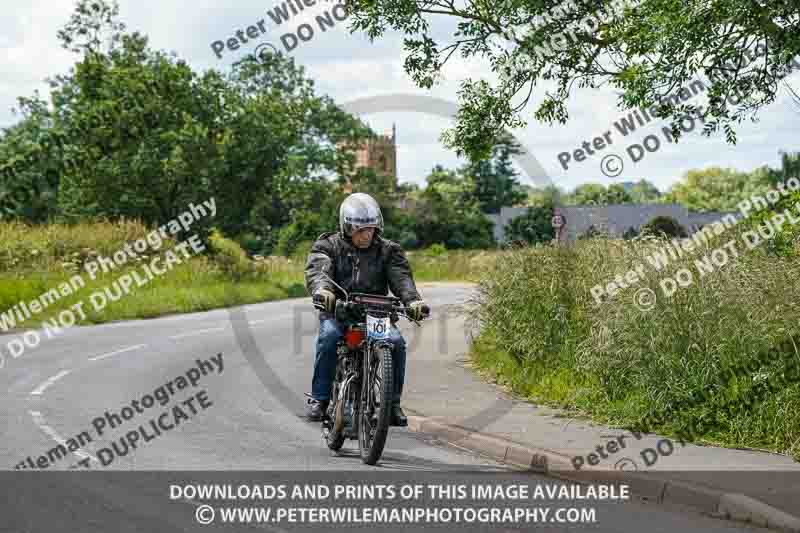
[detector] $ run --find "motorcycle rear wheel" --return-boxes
[359,344,393,465]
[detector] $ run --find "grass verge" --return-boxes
[0,221,494,333]
[468,199,800,461]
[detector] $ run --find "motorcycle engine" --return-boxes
[338,344,356,374]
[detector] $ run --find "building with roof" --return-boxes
[488,203,736,243]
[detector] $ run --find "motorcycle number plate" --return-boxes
[366,315,390,340]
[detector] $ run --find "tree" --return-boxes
[579,224,605,239]
[504,202,554,246]
[268,178,343,256]
[622,226,639,239]
[526,184,563,207]
[662,166,772,212]
[56,0,126,55]
[20,0,368,242]
[627,179,662,203]
[345,0,800,159]
[0,96,62,221]
[745,151,800,256]
[565,183,609,205]
[640,216,688,239]
[412,166,494,248]
[422,165,472,205]
[460,133,526,213]
[559,180,659,206]
[347,167,399,215]
[765,151,800,187]
[606,183,633,204]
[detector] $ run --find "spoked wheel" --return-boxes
[359,344,393,465]
[325,381,345,451]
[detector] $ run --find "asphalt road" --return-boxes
[0,286,766,532]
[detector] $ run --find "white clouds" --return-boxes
[1,0,798,191]
[0,2,75,123]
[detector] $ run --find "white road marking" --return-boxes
[29,410,99,464]
[88,343,147,362]
[30,370,71,396]
[169,327,225,340]
[249,319,267,325]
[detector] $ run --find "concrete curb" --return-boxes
[407,416,800,532]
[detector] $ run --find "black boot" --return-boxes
[305,398,328,421]
[390,405,407,427]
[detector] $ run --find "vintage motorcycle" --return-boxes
[316,283,429,465]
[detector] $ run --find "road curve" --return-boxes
[0,286,761,532]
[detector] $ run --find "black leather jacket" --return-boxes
[304,232,422,305]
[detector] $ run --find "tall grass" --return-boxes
[408,248,500,282]
[0,221,306,330]
[470,218,800,460]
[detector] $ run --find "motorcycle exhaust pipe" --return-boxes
[333,394,345,434]
[333,379,352,434]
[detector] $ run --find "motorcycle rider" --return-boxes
[304,193,430,427]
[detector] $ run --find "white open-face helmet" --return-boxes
[339,193,384,239]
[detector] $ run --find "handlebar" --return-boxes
[334,293,430,324]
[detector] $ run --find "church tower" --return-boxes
[346,124,398,189]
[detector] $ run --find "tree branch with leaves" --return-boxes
[344,0,800,159]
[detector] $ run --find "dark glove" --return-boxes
[312,288,336,313]
[407,300,430,321]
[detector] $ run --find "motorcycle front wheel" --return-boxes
[358,343,393,465]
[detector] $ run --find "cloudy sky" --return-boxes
[2,0,799,193]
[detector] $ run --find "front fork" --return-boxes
[361,339,393,419]
[324,339,393,439]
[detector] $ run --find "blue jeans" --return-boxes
[311,317,406,405]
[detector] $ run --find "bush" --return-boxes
[425,243,447,257]
[207,228,252,280]
[640,216,688,238]
[743,188,800,257]
[382,210,418,248]
[578,224,605,239]
[235,232,263,256]
[290,240,314,263]
[504,205,554,246]
[622,226,639,240]
[395,230,419,249]
[413,202,495,249]
[274,210,333,257]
